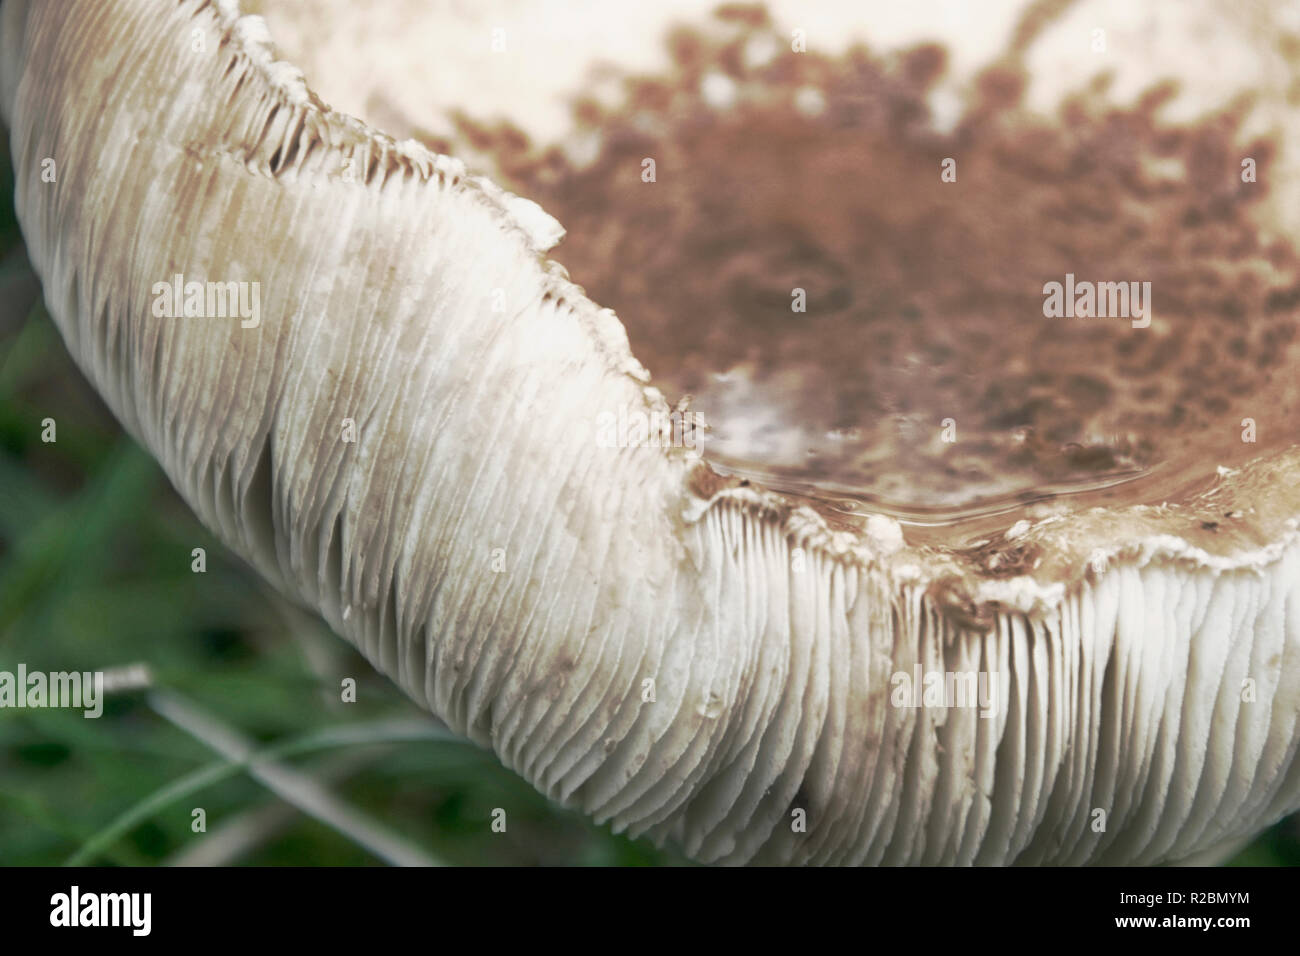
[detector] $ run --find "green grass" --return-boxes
[0,128,1293,868]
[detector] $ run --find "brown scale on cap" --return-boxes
[467,3,1300,521]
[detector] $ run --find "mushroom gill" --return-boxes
[3,0,1300,865]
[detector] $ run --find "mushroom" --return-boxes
[3,0,1300,865]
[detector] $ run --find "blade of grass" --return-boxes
[164,747,395,866]
[149,690,445,867]
[65,712,458,866]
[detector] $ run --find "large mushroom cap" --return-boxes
[3,0,1300,864]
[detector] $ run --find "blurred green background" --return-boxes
[0,125,1293,867]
